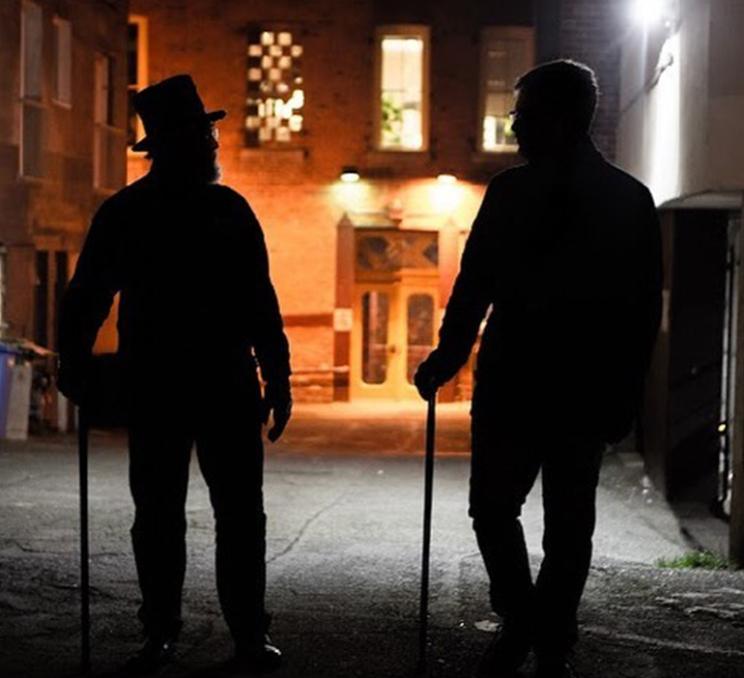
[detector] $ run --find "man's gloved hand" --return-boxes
[414,352,446,401]
[262,378,292,443]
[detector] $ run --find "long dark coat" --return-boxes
[431,140,662,442]
[59,173,290,413]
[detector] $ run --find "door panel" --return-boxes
[406,292,435,384]
[361,290,390,385]
[352,282,438,400]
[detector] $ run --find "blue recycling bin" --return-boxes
[0,343,19,438]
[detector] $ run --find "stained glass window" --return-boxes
[245,29,304,146]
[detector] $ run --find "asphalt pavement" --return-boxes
[0,402,742,678]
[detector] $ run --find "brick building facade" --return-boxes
[0,0,626,417]
[121,0,622,403]
[0,0,128,428]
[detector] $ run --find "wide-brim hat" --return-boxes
[131,74,226,152]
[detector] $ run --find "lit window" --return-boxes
[20,1,43,178]
[127,16,148,147]
[53,17,72,106]
[376,26,429,151]
[245,28,304,146]
[480,27,533,152]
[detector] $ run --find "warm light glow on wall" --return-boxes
[647,32,681,205]
[430,175,461,213]
[332,177,370,210]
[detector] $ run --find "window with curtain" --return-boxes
[376,26,429,151]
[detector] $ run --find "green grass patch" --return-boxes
[656,550,730,570]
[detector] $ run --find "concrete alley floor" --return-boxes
[0,402,742,677]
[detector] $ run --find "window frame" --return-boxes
[19,0,45,179]
[52,15,72,108]
[477,25,534,155]
[373,24,430,153]
[127,14,149,150]
[93,52,124,191]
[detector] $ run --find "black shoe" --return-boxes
[227,634,282,675]
[535,655,578,678]
[474,626,531,678]
[123,637,176,675]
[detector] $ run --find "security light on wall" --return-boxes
[340,166,360,183]
[630,0,669,27]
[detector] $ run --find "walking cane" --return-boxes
[78,405,91,674]
[417,394,436,674]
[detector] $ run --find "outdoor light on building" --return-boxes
[340,166,360,183]
[431,174,461,213]
[630,0,669,27]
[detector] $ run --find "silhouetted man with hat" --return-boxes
[415,61,662,678]
[59,74,291,675]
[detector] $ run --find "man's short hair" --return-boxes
[515,60,599,134]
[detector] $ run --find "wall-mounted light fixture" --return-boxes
[630,0,669,28]
[340,166,360,183]
[431,173,461,213]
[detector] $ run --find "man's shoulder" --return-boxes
[487,163,531,191]
[93,177,150,221]
[208,183,252,207]
[593,156,655,205]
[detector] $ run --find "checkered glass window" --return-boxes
[245,30,304,146]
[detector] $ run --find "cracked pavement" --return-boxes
[1,404,743,677]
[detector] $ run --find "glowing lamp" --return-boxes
[631,0,667,27]
[437,173,457,185]
[340,166,360,183]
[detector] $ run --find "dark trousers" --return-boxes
[469,414,603,655]
[127,390,267,645]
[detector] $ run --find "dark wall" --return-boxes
[534,0,622,160]
[643,209,730,502]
